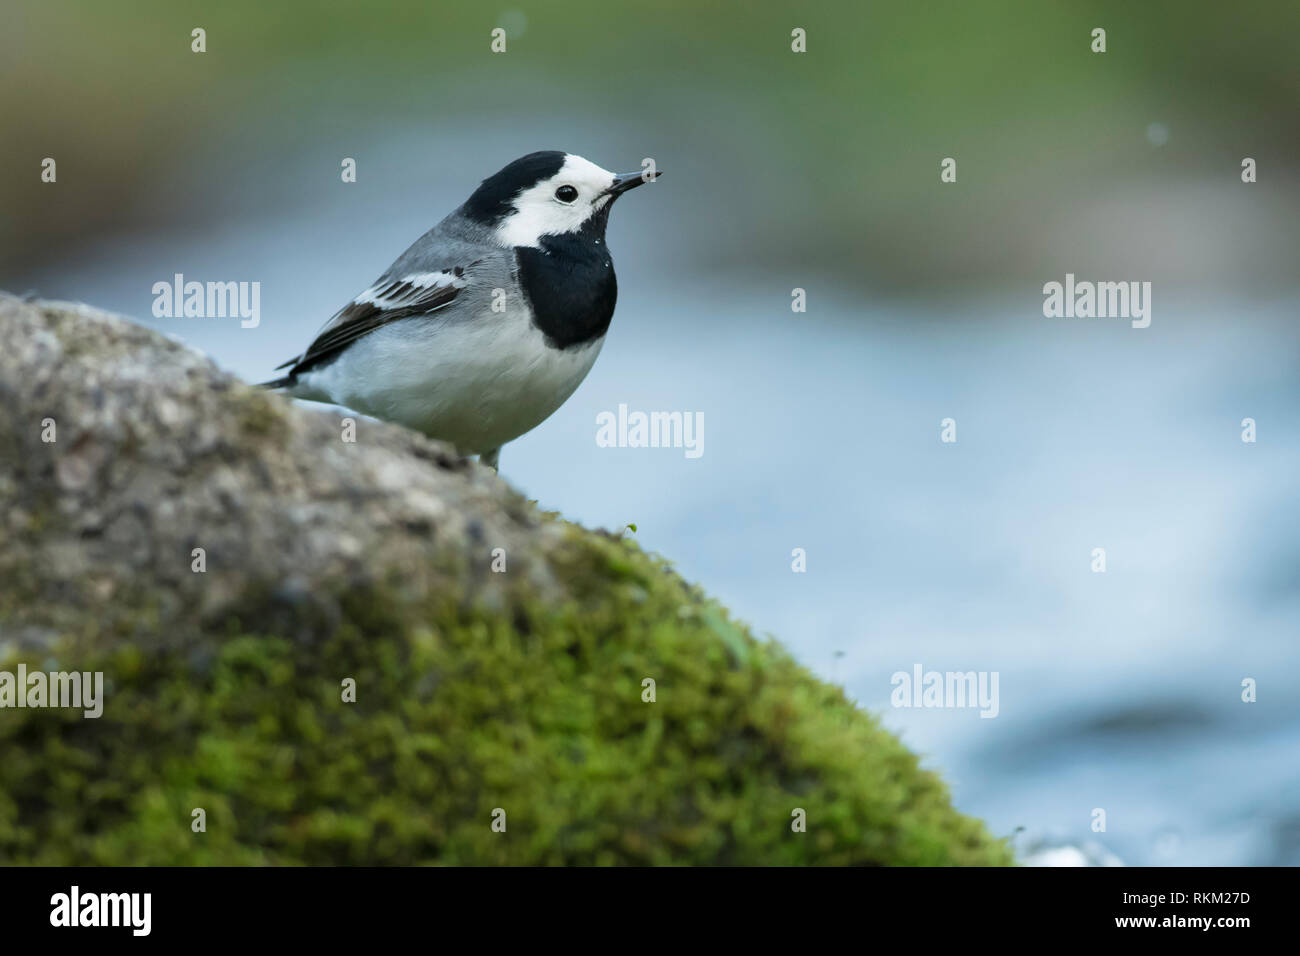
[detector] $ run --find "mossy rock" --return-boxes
[0,293,1012,865]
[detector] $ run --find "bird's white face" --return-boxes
[495,154,620,248]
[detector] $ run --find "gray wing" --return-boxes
[279,225,507,378]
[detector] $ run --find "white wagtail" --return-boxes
[262,151,660,471]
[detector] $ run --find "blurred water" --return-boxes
[25,134,1300,867]
[543,283,1300,866]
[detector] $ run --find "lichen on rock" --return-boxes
[0,292,1012,865]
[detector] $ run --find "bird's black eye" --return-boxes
[555,185,579,203]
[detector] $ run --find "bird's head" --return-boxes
[459,151,660,248]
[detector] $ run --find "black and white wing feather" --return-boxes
[275,265,478,379]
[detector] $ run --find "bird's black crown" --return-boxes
[459,151,568,226]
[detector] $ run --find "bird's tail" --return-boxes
[259,356,300,390]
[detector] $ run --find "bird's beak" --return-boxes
[604,169,662,197]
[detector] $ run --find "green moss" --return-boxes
[230,387,287,440]
[0,523,1012,865]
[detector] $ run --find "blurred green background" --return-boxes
[4,0,1298,291]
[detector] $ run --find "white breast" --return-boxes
[292,301,603,455]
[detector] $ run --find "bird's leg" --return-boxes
[479,447,500,472]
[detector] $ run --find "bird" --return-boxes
[261,150,660,471]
